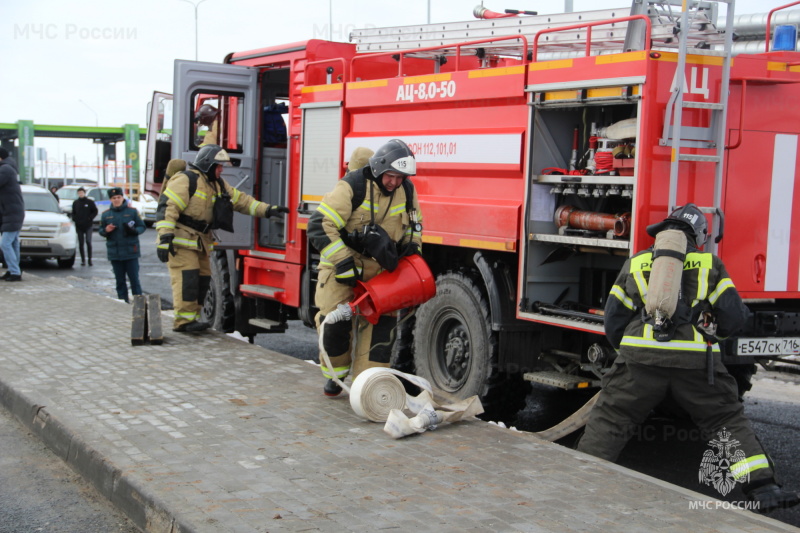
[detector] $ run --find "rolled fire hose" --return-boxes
[319,309,484,439]
[596,117,639,140]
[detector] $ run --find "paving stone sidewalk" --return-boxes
[0,275,796,533]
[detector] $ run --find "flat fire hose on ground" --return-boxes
[533,391,600,442]
[319,315,484,439]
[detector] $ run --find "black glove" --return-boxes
[334,257,360,287]
[157,234,175,263]
[123,219,138,236]
[266,205,290,218]
[399,241,420,257]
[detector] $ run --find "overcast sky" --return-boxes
[0,0,792,182]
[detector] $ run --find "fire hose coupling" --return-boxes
[415,406,443,431]
[554,205,631,238]
[327,303,354,324]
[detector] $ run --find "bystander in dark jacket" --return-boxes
[72,187,98,266]
[99,188,145,302]
[0,151,23,232]
[0,148,24,280]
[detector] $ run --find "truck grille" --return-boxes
[21,223,59,239]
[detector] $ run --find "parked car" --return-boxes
[59,185,140,222]
[129,193,157,227]
[33,178,96,191]
[0,185,78,268]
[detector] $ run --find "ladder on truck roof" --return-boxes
[660,0,735,254]
[349,0,727,60]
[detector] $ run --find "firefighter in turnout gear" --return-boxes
[308,141,423,397]
[156,144,289,332]
[577,204,800,513]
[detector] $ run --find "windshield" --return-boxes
[58,188,81,200]
[89,188,114,201]
[23,191,61,213]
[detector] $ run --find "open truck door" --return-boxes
[145,91,174,196]
[173,59,260,249]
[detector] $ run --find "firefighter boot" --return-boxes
[323,379,343,397]
[175,321,211,333]
[746,483,800,513]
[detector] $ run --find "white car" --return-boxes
[8,185,78,268]
[129,193,157,227]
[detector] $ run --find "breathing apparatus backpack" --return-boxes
[155,169,199,224]
[155,168,234,233]
[643,229,692,342]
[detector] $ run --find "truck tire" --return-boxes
[413,272,496,400]
[202,251,235,332]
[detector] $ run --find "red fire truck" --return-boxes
[145,1,800,407]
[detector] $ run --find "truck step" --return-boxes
[523,371,600,390]
[248,318,287,332]
[240,284,284,298]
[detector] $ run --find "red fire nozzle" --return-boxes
[350,254,436,325]
[473,6,537,19]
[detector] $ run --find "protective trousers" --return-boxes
[577,360,775,488]
[314,263,394,381]
[76,226,93,264]
[168,246,212,329]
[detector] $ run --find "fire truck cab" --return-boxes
[146,1,800,408]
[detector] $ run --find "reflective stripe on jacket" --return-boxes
[307,167,423,274]
[155,168,269,251]
[604,248,748,369]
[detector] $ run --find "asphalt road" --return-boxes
[8,227,800,528]
[0,405,139,533]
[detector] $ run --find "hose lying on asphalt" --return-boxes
[319,308,484,439]
[533,391,600,442]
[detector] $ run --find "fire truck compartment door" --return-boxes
[173,59,259,250]
[300,102,343,211]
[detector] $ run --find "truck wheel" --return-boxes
[202,251,235,332]
[413,272,496,400]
